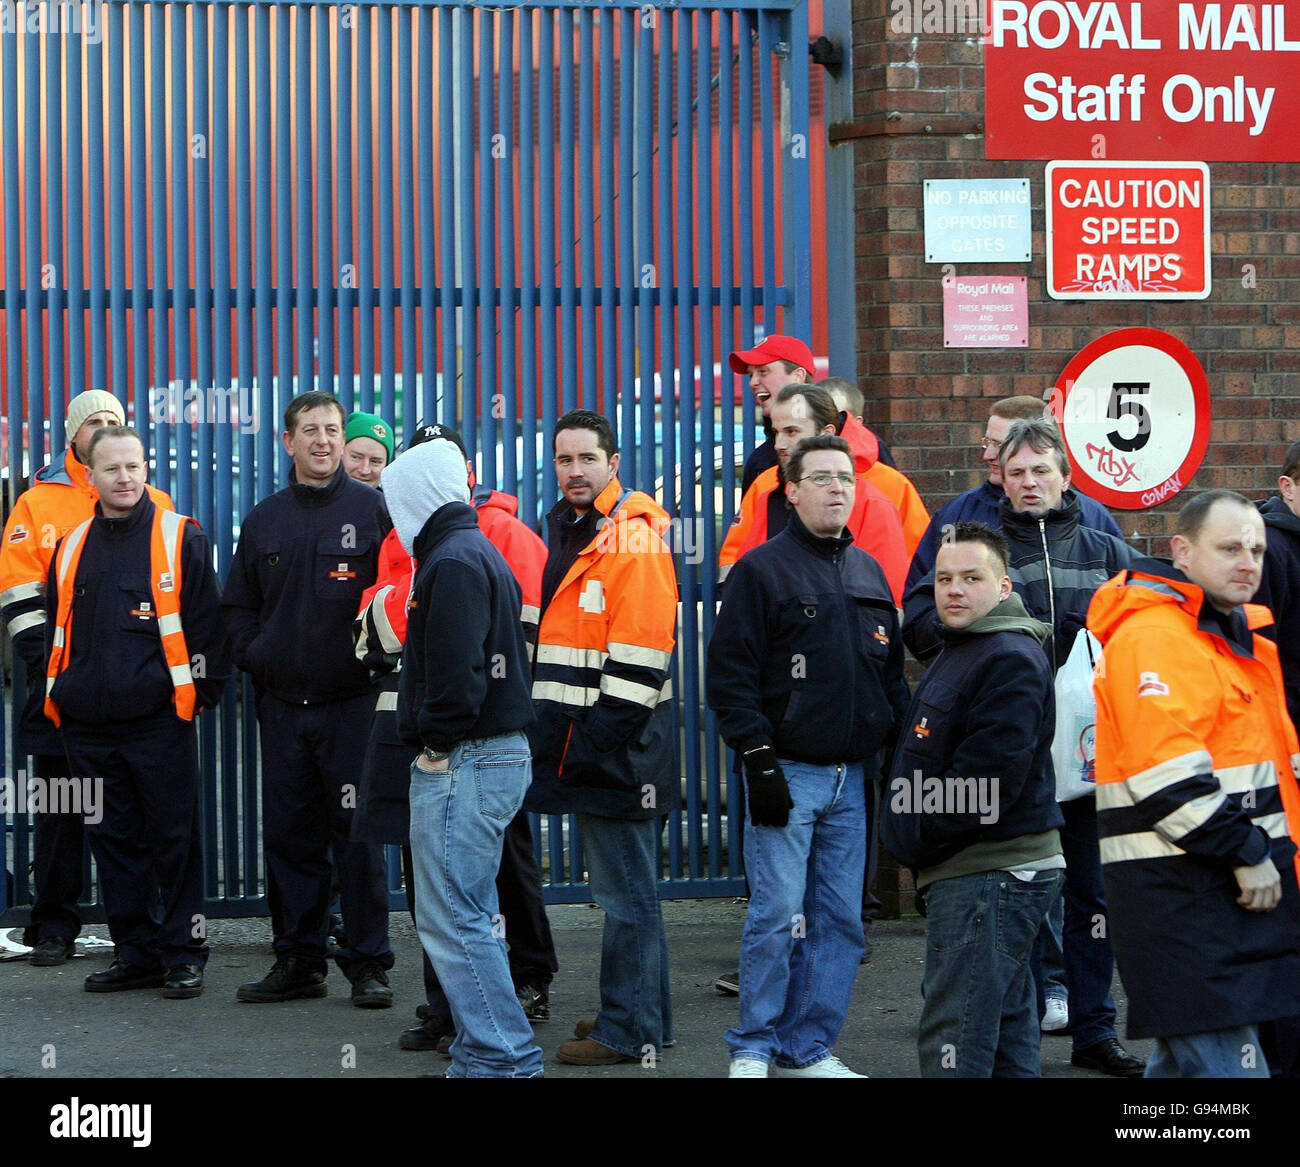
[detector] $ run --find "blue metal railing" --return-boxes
[1,0,810,922]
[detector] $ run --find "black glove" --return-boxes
[742,746,794,828]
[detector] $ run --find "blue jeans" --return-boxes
[1039,886,1067,1001]
[919,868,1065,1077]
[1146,1026,1270,1078]
[578,814,673,1058]
[728,760,867,1069]
[408,732,543,1078]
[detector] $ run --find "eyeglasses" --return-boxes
[798,471,856,488]
[978,437,1001,451]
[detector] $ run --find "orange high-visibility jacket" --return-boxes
[1088,565,1300,1039]
[718,465,909,604]
[525,477,678,819]
[45,506,197,726]
[838,413,929,556]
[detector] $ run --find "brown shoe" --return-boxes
[556,1038,635,1066]
[573,1019,596,1040]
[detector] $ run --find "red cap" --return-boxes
[728,334,815,377]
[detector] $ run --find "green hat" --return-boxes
[344,412,394,463]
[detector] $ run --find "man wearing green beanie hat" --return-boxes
[343,412,395,489]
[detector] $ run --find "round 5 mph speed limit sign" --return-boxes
[1049,328,1211,511]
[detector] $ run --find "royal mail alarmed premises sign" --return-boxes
[984,1,1300,161]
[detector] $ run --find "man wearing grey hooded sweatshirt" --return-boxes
[883,522,1064,1078]
[385,438,542,1078]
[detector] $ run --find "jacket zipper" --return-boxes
[1038,518,1057,671]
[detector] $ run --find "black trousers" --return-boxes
[23,751,87,946]
[402,807,558,1021]
[258,691,392,978]
[61,715,206,969]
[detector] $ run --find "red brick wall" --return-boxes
[840,1,1299,559]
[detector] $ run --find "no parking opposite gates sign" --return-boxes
[1048,328,1211,510]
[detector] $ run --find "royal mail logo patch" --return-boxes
[130,601,155,621]
[1136,671,1170,698]
[330,562,357,581]
[7,524,28,543]
[874,624,890,645]
[913,716,931,739]
[158,572,175,593]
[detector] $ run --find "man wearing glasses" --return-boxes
[708,434,910,1077]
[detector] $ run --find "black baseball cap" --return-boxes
[406,421,468,459]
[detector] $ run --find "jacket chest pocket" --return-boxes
[118,575,160,636]
[904,678,959,766]
[315,536,372,601]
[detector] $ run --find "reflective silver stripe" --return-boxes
[1101,815,1291,866]
[55,519,93,587]
[51,626,65,648]
[1292,754,1300,784]
[1216,760,1278,796]
[607,641,672,671]
[1152,792,1227,842]
[1255,811,1291,839]
[520,603,540,626]
[531,679,600,708]
[158,508,186,568]
[1100,831,1186,864]
[1123,750,1214,803]
[536,644,608,670]
[375,690,399,712]
[600,674,666,707]
[369,588,403,654]
[525,641,535,665]
[45,676,55,696]
[0,580,43,607]
[7,609,45,638]
[158,613,184,637]
[169,662,194,687]
[718,563,732,584]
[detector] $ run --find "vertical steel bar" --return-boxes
[455,7,476,450]
[255,2,275,496]
[315,6,334,394]
[377,4,394,420]
[150,3,170,497]
[435,6,454,427]
[172,3,194,517]
[576,10,594,411]
[496,8,517,496]
[416,7,435,428]
[356,4,373,412]
[119,4,137,406]
[476,7,496,486]
[194,5,214,536]
[398,7,415,432]
[87,6,107,389]
[46,14,65,422]
[295,5,313,392]
[517,8,537,522]
[556,9,575,411]
[66,18,84,405]
[275,2,292,467]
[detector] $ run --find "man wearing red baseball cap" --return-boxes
[729,335,815,494]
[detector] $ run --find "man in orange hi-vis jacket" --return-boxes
[525,410,678,1068]
[1090,489,1300,1079]
[1,391,174,967]
[45,426,228,1000]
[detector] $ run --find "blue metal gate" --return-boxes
[1,0,813,920]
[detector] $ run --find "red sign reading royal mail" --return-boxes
[1046,160,1209,298]
[984,1,1300,160]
